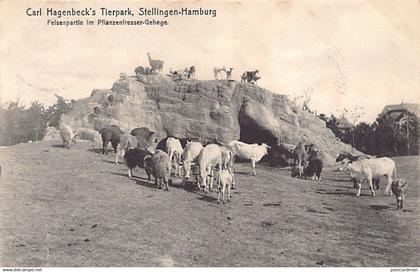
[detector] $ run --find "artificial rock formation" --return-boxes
[60,75,357,165]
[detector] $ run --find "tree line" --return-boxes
[0,96,418,157]
[318,112,419,157]
[0,96,74,146]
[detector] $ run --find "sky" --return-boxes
[1,0,419,123]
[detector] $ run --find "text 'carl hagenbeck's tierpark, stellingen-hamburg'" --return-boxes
[26,7,217,27]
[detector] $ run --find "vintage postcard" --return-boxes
[0,0,419,269]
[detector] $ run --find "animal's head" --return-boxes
[337,158,351,171]
[182,161,193,180]
[291,166,299,177]
[392,178,407,190]
[336,152,347,163]
[392,178,407,202]
[145,147,156,154]
[303,159,309,169]
[261,143,271,155]
[153,132,160,143]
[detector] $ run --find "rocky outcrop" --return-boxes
[60,75,358,165]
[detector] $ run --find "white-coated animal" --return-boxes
[166,137,183,177]
[228,140,270,176]
[220,145,235,188]
[197,144,222,192]
[213,66,227,80]
[344,157,397,197]
[116,134,138,165]
[181,141,204,181]
[59,123,76,149]
[217,168,234,204]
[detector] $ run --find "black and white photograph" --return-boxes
[0,0,419,269]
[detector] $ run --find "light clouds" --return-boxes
[1,0,419,122]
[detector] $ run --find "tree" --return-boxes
[353,122,374,154]
[24,101,47,141]
[342,106,365,147]
[45,95,74,128]
[2,100,27,145]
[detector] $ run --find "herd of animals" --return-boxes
[59,122,409,209]
[133,52,261,84]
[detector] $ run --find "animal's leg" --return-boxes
[384,175,393,196]
[352,177,358,188]
[227,182,231,202]
[175,155,180,177]
[222,183,226,204]
[231,170,235,189]
[367,176,375,196]
[251,159,256,176]
[201,174,208,193]
[217,185,221,204]
[174,156,178,177]
[128,169,132,178]
[356,183,362,197]
[111,141,118,153]
[395,195,400,209]
[102,140,108,155]
[115,148,122,165]
[164,178,169,191]
[168,152,174,176]
[145,168,151,181]
[208,167,213,192]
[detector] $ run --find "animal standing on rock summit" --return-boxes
[134,66,155,76]
[213,66,232,80]
[187,66,196,79]
[241,70,260,84]
[147,53,164,73]
[226,67,234,80]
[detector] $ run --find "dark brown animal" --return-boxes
[123,148,152,178]
[391,178,407,209]
[130,127,160,153]
[144,150,171,190]
[100,125,123,155]
[303,158,323,181]
[293,142,308,178]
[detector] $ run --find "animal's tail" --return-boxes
[392,165,398,181]
[227,150,235,176]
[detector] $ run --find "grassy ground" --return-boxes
[0,140,418,267]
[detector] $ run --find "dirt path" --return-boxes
[0,141,418,266]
